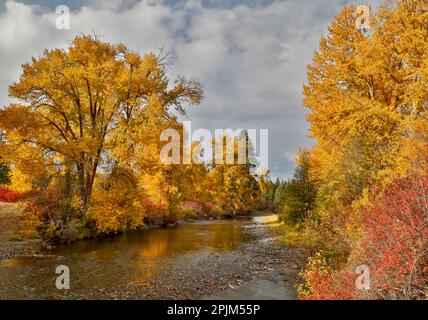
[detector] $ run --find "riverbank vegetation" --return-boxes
[0,158,26,202]
[0,35,278,244]
[273,1,428,300]
[0,0,426,301]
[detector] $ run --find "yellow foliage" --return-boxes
[304,0,428,210]
[0,35,202,212]
[91,176,145,234]
[298,0,428,268]
[9,168,32,193]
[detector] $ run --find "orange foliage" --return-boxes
[0,187,25,202]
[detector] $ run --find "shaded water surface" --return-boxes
[0,219,251,299]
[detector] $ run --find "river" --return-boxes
[0,219,253,299]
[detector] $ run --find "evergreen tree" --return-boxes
[282,150,317,224]
[0,159,11,186]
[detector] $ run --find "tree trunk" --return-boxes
[77,163,86,211]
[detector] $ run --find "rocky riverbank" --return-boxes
[0,202,41,261]
[0,203,307,300]
[80,215,307,300]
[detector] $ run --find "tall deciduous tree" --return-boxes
[207,133,259,214]
[0,35,203,210]
[298,0,428,299]
[304,1,428,215]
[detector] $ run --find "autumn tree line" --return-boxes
[274,0,427,300]
[0,0,426,300]
[0,35,281,243]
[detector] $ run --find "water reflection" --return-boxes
[0,219,251,299]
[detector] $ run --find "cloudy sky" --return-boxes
[0,0,385,178]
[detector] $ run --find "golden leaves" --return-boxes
[0,35,203,209]
[304,1,428,189]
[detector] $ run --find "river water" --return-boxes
[0,219,251,299]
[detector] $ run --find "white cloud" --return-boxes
[284,151,296,163]
[0,0,386,178]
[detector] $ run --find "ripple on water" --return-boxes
[0,219,252,299]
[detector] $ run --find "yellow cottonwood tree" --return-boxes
[0,35,203,211]
[207,134,259,214]
[299,0,428,271]
[299,1,428,299]
[304,1,428,214]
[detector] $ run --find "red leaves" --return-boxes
[179,200,219,216]
[360,174,428,298]
[180,200,205,215]
[0,187,25,202]
[301,269,356,300]
[299,173,428,300]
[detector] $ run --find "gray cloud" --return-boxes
[0,0,386,179]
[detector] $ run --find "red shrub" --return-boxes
[360,174,428,299]
[298,252,357,300]
[142,197,171,226]
[179,200,220,217]
[180,200,205,215]
[299,174,428,300]
[0,187,25,202]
